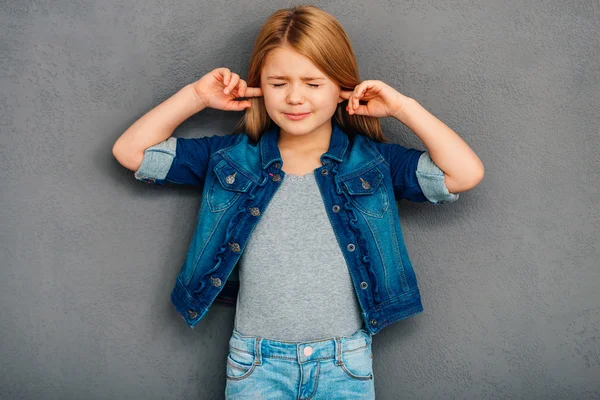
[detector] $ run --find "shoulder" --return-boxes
[347,134,389,164]
[175,132,248,158]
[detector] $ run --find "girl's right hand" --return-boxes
[191,67,263,111]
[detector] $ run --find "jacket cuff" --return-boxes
[415,152,460,205]
[134,137,177,184]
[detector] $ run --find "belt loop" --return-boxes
[254,337,263,365]
[334,337,342,366]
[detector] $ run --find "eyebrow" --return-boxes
[266,76,326,81]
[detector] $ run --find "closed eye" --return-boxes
[271,83,320,88]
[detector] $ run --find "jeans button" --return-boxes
[303,346,313,356]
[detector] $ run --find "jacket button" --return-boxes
[332,204,340,213]
[347,243,355,252]
[321,169,328,175]
[211,276,222,287]
[360,177,371,189]
[225,172,237,184]
[274,162,281,169]
[272,174,281,182]
[229,242,241,252]
[370,319,377,326]
[360,281,368,289]
[189,310,198,318]
[249,207,261,216]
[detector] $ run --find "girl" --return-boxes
[113,5,484,399]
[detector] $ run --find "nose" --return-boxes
[286,83,304,104]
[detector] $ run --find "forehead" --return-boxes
[262,47,322,76]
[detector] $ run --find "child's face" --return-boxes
[260,46,344,137]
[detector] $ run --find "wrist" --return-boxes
[392,96,416,121]
[186,83,207,112]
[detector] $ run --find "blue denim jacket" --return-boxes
[133,119,459,335]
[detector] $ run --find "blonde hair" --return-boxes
[231,4,389,143]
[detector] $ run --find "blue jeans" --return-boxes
[225,327,375,399]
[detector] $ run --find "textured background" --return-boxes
[1,1,599,399]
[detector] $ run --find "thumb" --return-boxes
[230,100,251,111]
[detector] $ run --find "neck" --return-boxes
[278,120,332,152]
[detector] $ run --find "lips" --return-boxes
[284,112,311,121]
[285,112,310,116]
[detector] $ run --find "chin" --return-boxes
[279,121,317,134]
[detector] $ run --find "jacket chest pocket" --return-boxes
[340,167,389,218]
[207,160,253,212]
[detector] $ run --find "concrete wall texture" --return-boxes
[1,1,598,399]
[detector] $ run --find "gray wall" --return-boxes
[1,1,598,399]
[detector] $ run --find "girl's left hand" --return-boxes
[340,80,411,119]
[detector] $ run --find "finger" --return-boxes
[354,105,369,115]
[354,84,366,110]
[244,87,263,97]
[348,83,361,110]
[339,90,353,100]
[224,73,239,94]
[221,68,231,86]
[346,103,368,115]
[346,92,353,114]
[237,80,247,98]
[346,101,355,115]
[356,81,377,107]
[355,81,376,109]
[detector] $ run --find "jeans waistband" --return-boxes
[228,327,372,366]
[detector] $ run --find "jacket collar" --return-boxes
[259,118,349,169]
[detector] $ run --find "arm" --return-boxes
[112,84,206,172]
[393,98,485,193]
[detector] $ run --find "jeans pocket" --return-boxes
[225,348,257,381]
[339,342,374,381]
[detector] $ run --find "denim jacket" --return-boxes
[133,119,459,335]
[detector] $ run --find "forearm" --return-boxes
[112,84,206,171]
[393,98,484,191]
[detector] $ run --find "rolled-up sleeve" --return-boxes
[134,134,240,186]
[134,137,178,185]
[415,152,460,205]
[372,140,459,204]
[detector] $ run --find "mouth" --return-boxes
[284,112,311,120]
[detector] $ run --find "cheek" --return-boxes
[262,93,275,110]
[263,91,281,106]
[319,92,342,110]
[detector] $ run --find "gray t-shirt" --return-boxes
[234,172,364,342]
